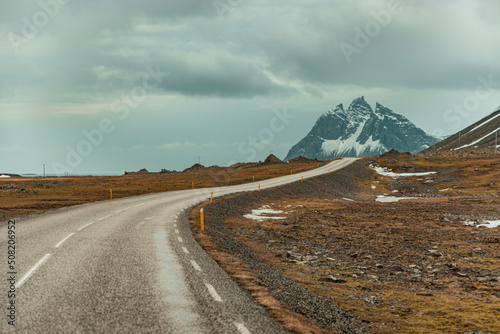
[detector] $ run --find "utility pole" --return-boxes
[43,164,45,179]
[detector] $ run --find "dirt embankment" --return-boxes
[190,155,500,333]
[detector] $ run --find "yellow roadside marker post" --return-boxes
[110,189,113,199]
[200,208,204,231]
[253,176,255,182]
[210,192,213,203]
[290,170,292,175]
[301,177,303,182]
[258,184,261,192]
[192,181,194,189]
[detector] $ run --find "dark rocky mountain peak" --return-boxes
[285,97,438,161]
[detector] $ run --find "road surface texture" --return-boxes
[1,158,356,333]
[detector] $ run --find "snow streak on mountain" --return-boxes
[422,107,500,153]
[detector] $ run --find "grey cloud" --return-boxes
[148,49,296,98]
[229,0,500,91]
[2,0,500,103]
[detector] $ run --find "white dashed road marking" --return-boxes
[177,237,183,243]
[78,221,95,231]
[190,260,202,272]
[182,247,190,254]
[234,323,252,334]
[98,214,112,221]
[55,233,75,248]
[17,254,52,288]
[175,229,179,234]
[204,283,223,302]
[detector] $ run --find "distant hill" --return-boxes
[285,97,438,161]
[422,108,500,153]
[263,154,284,165]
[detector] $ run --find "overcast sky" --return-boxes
[1,0,500,175]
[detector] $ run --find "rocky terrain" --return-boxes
[190,151,500,333]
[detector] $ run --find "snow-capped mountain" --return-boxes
[285,97,438,161]
[422,107,500,152]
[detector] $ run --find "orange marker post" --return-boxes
[253,176,255,182]
[301,177,303,182]
[200,208,204,231]
[192,181,194,189]
[210,192,213,203]
[110,189,113,200]
[258,184,261,192]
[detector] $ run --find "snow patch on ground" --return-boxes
[461,220,500,228]
[342,198,355,201]
[371,165,436,178]
[0,175,11,178]
[376,195,416,203]
[478,220,500,228]
[244,205,286,221]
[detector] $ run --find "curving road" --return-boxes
[1,158,357,333]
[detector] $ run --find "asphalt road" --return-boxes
[1,158,357,333]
